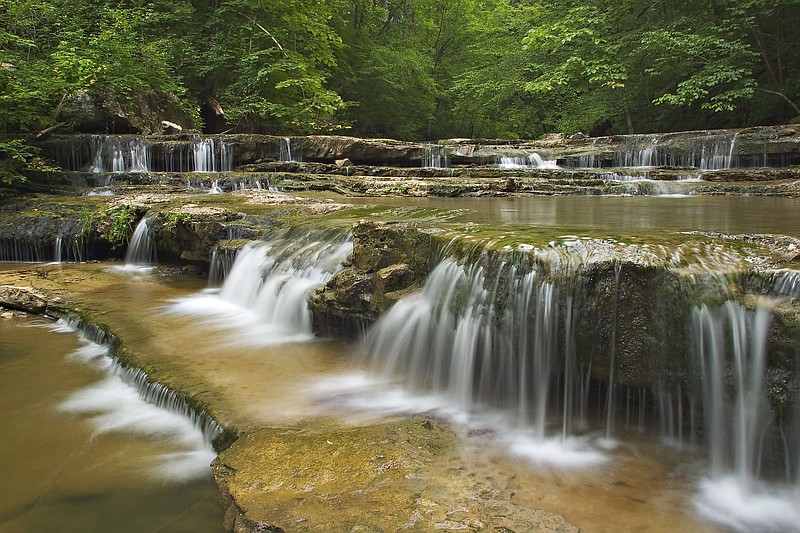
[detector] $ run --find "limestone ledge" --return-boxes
[212,418,579,533]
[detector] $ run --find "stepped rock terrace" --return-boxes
[2,127,800,532]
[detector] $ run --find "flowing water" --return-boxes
[3,191,800,532]
[0,315,223,532]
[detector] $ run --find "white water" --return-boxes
[122,216,156,267]
[166,232,352,346]
[497,153,558,169]
[691,302,800,532]
[52,321,217,482]
[349,247,800,531]
[89,136,151,173]
[279,137,297,162]
[609,134,739,169]
[359,257,609,467]
[192,137,232,172]
[312,370,608,470]
[422,144,450,168]
[772,269,800,298]
[52,233,85,263]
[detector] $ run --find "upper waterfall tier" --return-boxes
[37,125,800,172]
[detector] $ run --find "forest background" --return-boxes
[1,0,799,162]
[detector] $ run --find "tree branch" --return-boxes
[755,87,800,117]
[234,10,288,57]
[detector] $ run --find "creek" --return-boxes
[2,128,800,532]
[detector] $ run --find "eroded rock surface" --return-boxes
[212,418,579,533]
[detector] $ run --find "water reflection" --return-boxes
[340,196,800,236]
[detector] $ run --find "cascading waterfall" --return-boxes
[603,263,622,441]
[167,230,352,345]
[353,245,799,530]
[53,232,85,263]
[0,238,50,262]
[772,269,800,298]
[363,257,589,440]
[208,246,239,287]
[691,301,800,532]
[124,216,156,266]
[279,137,297,162]
[609,134,739,169]
[497,153,558,169]
[89,135,151,173]
[55,319,221,480]
[422,145,450,168]
[192,137,232,172]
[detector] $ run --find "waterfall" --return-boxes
[55,318,222,480]
[89,135,151,173]
[364,258,572,433]
[771,269,800,298]
[691,301,800,532]
[192,137,232,172]
[279,137,297,162]
[422,145,450,168]
[608,133,740,169]
[166,230,353,345]
[0,238,50,262]
[497,153,558,169]
[53,233,85,263]
[124,217,156,266]
[54,235,63,263]
[603,263,622,441]
[208,246,239,287]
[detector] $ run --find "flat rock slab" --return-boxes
[213,418,578,533]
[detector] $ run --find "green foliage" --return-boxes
[106,204,138,248]
[163,212,192,230]
[2,0,800,139]
[0,138,34,184]
[78,206,95,237]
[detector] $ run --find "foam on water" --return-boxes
[506,434,608,469]
[165,290,317,346]
[48,320,217,482]
[313,371,608,470]
[695,476,800,533]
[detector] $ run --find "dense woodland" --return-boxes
[1,0,800,176]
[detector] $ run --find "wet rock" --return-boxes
[0,285,69,317]
[212,418,579,533]
[310,220,436,328]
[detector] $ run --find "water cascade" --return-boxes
[167,230,352,345]
[355,247,800,531]
[0,238,51,262]
[89,135,151,173]
[772,269,800,298]
[497,153,559,169]
[279,137,297,162]
[691,302,800,532]
[208,246,239,287]
[363,257,588,441]
[422,145,450,168]
[192,137,232,172]
[53,232,86,263]
[611,134,739,169]
[56,319,221,479]
[124,216,156,266]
